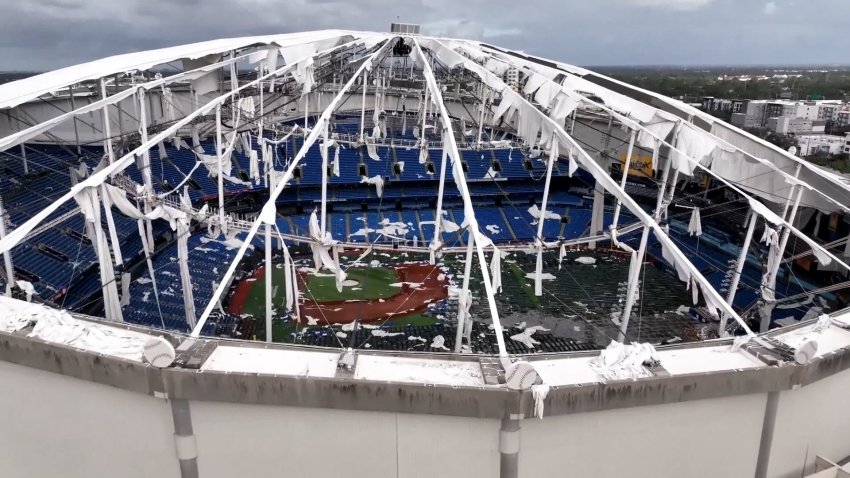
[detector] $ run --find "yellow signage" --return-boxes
[620,152,653,178]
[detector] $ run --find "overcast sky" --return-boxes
[0,0,846,71]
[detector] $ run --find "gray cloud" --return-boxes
[0,0,846,71]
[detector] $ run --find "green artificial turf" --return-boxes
[303,267,399,302]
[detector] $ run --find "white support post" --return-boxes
[611,129,636,230]
[68,84,82,155]
[762,186,804,332]
[359,71,367,142]
[265,167,276,343]
[20,144,27,175]
[618,225,651,342]
[653,139,671,222]
[589,179,604,250]
[137,88,155,248]
[229,50,238,93]
[720,209,757,335]
[320,120,329,236]
[476,91,486,148]
[534,139,556,297]
[430,146,449,264]
[569,108,577,135]
[421,88,429,139]
[100,79,115,164]
[216,105,226,234]
[304,94,309,130]
[0,196,14,295]
[454,232,475,353]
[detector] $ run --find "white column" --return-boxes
[359,71,367,142]
[216,105,226,234]
[430,146,449,264]
[20,144,27,175]
[304,94,309,130]
[320,121,329,235]
[454,232,475,353]
[534,138,556,297]
[611,129,636,229]
[421,88,429,138]
[720,209,757,336]
[99,79,115,164]
[476,91,486,148]
[265,167,276,343]
[589,179,605,250]
[653,139,671,222]
[0,197,15,295]
[137,88,155,248]
[618,225,651,342]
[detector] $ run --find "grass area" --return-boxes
[507,262,541,308]
[383,313,440,328]
[240,266,290,321]
[304,267,399,302]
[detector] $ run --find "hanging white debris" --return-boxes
[688,207,703,237]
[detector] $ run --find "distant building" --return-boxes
[505,67,519,91]
[798,134,846,156]
[845,132,850,154]
[768,116,812,135]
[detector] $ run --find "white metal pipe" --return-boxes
[534,139,556,297]
[359,71,367,142]
[265,170,275,343]
[430,147,449,264]
[100,79,115,164]
[137,88,155,248]
[611,129,636,229]
[320,120,329,235]
[618,225,651,342]
[454,232,475,353]
[0,197,14,295]
[216,105,225,234]
[720,210,757,335]
[20,144,27,175]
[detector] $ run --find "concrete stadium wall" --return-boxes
[0,360,180,478]
[2,346,850,478]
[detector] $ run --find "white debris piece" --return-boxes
[371,330,404,338]
[430,335,449,351]
[574,256,597,265]
[485,224,501,235]
[510,325,550,349]
[528,204,561,221]
[589,341,658,381]
[532,384,550,419]
[525,272,556,281]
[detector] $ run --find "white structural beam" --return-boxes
[412,38,509,357]
[611,129,636,230]
[618,225,651,342]
[0,35,383,256]
[720,209,757,335]
[190,37,393,338]
[431,147,449,265]
[0,196,15,295]
[534,140,556,296]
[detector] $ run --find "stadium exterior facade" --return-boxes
[1,29,850,478]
